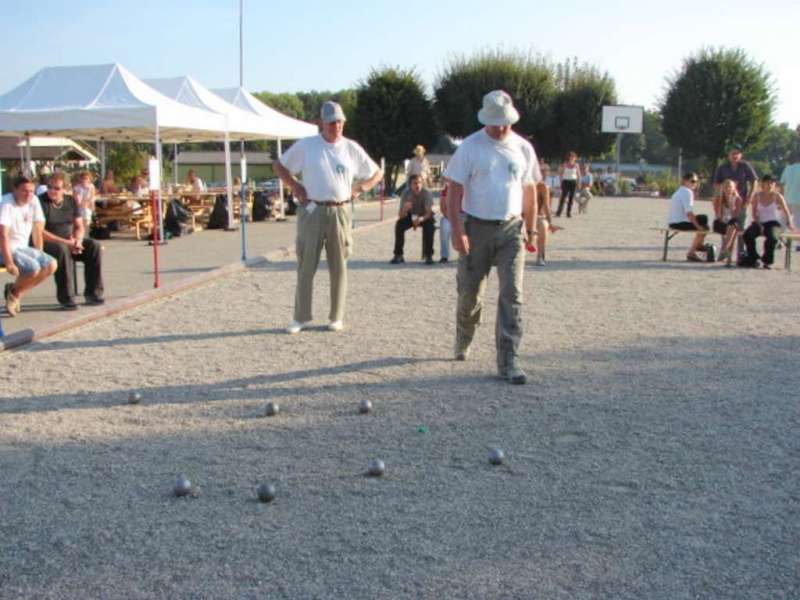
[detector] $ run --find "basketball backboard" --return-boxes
[602,105,644,134]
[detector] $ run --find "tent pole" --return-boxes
[240,141,248,262]
[100,139,106,180]
[224,132,235,230]
[151,126,162,288]
[173,143,179,186]
[277,138,286,220]
[24,133,32,178]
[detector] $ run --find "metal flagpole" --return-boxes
[24,133,32,177]
[223,132,235,229]
[277,139,286,220]
[173,143,179,186]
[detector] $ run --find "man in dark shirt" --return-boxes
[713,145,758,258]
[714,145,758,206]
[39,173,104,310]
[390,174,435,265]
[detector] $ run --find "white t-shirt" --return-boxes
[444,129,541,220]
[668,186,694,224]
[0,193,45,252]
[280,134,379,202]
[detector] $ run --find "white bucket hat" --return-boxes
[321,100,346,123]
[477,90,520,126]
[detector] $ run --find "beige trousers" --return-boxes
[456,216,525,372]
[294,203,353,323]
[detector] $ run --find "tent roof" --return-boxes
[0,63,228,142]
[212,87,317,140]
[0,136,98,162]
[146,76,284,141]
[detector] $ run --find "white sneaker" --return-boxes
[327,320,344,332]
[286,320,310,334]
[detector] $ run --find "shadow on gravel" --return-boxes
[526,259,720,272]
[0,356,454,415]
[23,327,287,352]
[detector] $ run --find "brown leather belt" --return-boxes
[311,199,349,207]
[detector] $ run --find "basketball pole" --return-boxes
[616,133,622,184]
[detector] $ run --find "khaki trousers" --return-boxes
[456,216,525,372]
[294,203,353,323]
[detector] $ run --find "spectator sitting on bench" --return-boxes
[667,172,709,262]
[1,176,58,317]
[39,173,105,310]
[390,174,435,265]
[712,178,743,262]
[741,175,796,269]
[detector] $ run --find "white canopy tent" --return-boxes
[213,86,318,217]
[0,63,231,286]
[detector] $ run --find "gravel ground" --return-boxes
[1,197,799,599]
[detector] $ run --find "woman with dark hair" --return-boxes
[741,175,795,269]
[556,151,579,218]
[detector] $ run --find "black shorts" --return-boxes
[670,214,709,231]
[712,218,737,235]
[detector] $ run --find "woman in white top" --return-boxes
[712,179,743,262]
[556,151,580,218]
[72,170,97,224]
[406,145,430,187]
[742,174,795,269]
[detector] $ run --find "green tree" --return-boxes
[252,91,305,120]
[661,47,775,175]
[618,110,679,165]
[106,143,148,188]
[434,49,556,142]
[348,67,437,192]
[748,122,797,176]
[539,58,617,159]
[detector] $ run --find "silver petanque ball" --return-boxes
[128,391,142,405]
[367,459,385,477]
[256,483,276,503]
[358,399,372,414]
[265,402,280,417]
[174,474,193,497]
[488,448,505,466]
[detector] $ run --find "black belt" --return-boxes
[466,214,520,225]
[311,199,348,207]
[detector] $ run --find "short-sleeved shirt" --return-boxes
[0,193,45,252]
[780,163,800,206]
[406,157,430,178]
[714,160,757,200]
[444,129,541,221]
[40,193,81,239]
[280,134,379,202]
[668,185,695,224]
[400,188,433,217]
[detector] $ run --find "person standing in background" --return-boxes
[556,151,579,218]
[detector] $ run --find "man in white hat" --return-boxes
[274,100,383,334]
[444,90,541,384]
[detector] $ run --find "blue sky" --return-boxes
[1,0,798,126]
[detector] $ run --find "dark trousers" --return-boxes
[44,239,104,303]
[394,214,435,258]
[556,180,577,216]
[743,220,781,265]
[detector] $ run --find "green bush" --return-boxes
[653,172,679,197]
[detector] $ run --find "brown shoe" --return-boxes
[4,283,20,317]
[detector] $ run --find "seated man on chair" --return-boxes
[1,176,58,316]
[39,173,105,310]
[390,174,435,265]
[668,172,710,262]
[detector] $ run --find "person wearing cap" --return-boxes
[390,174,435,265]
[406,145,431,187]
[274,100,383,334]
[741,174,796,269]
[444,90,540,385]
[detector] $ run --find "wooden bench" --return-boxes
[779,231,800,273]
[95,203,154,240]
[653,226,737,265]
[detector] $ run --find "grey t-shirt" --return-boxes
[400,188,433,217]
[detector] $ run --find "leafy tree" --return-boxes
[252,91,305,120]
[748,122,797,176]
[106,143,148,188]
[348,67,437,192]
[295,90,357,122]
[539,59,617,159]
[661,47,775,175]
[618,110,679,165]
[434,49,556,142]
